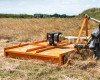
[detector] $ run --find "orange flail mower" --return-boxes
[4,14,100,65]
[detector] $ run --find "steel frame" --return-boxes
[4,40,74,65]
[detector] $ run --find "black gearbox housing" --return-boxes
[47,32,61,46]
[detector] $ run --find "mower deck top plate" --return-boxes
[7,42,74,57]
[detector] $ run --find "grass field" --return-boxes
[0,18,100,80]
[0,18,99,42]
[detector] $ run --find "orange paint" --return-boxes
[4,40,75,65]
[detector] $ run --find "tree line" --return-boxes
[0,13,75,18]
[0,14,33,18]
[34,13,75,18]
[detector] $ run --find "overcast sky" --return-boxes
[0,0,99,15]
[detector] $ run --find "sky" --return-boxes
[0,0,100,15]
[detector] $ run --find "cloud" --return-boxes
[92,0,96,2]
[0,0,100,15]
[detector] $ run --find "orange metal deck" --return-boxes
[4,40,75,65]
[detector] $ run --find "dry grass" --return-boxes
[0,18,100,80]
[0,54,100,80]
[0,18,98,42]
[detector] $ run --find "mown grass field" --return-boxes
[0,18,100,80]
